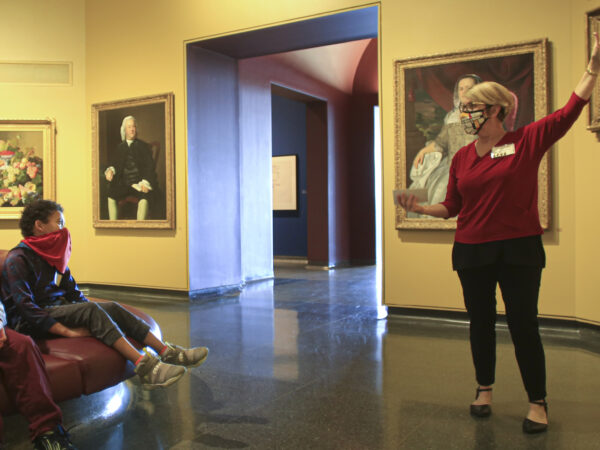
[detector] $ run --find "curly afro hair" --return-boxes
[19,199,64,237]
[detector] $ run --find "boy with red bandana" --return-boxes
[1,200,209,392]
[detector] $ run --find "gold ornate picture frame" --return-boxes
[0,119,56,219]
[92,93,175,229]
[587,8,600,132]
[394,39,550,230]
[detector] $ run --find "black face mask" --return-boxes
[460,110,488,135]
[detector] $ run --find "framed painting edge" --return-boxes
[394,39,551,230]
[587,8,600,132]
[0,118,56,218]
[91,92,175,230]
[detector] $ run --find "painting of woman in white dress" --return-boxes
[395,42,548,229]
[407,74,483,217]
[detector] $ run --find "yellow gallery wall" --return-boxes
[384,0,600,326]
[1,0,599,323]
[382,0,600,326]
[383,0,576,318]
[83,0,600,323]
[573,0,600,325]
[0,0,88,276]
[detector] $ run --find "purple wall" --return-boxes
[185,38,379,293]
[272,94,308,257]
[238,61,274,281]
[186,47,242,292]
[238,56,352,266]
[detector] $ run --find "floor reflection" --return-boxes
[4,265,600,449]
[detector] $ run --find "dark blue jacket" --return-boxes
[1,242,87,336]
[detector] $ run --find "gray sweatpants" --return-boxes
[46,301,151,347]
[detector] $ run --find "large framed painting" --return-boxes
[587,8,600,132]
[0,119,56,219]
[92,93,174,229]
[394,39,550,230]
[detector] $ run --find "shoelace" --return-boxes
[165,344,186,363]
[38,435,65,450]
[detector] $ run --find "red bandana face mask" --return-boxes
[22,228,72,274]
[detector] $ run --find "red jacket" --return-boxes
[442,93,587,244]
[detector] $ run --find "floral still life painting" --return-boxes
[0,120,56,219]
[0,136,43,206]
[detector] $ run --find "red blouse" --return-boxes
[442,92,588,244]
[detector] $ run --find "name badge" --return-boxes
[490,143,516,159]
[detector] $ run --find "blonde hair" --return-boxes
[464,81,515,122]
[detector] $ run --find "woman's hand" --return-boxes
[576,31,600,99]
[396,193,450,218]
[397,192,426,215]
[589,32,600,74]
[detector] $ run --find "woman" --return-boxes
[408,74,482,218]
[398,32,600,433]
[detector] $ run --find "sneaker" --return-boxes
[33,425,77,450]
[160,342,209,367]
[135,350,186,390]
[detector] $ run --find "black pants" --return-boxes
[46,301,151,347]
[457,263,546,401]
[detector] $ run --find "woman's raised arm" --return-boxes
[575,32,600,100]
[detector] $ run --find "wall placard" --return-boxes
[272,154,298,211]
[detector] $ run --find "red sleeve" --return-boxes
[521,92,588,160]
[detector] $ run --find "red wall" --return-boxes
[238,38,378,266]
[349,38,378,263]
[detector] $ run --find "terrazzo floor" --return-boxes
[4,264,600,449]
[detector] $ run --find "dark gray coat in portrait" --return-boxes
[107,139,158,201]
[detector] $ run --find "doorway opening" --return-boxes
[271,85,328,267]
[185,5,380,297]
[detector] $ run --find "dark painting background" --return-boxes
[98,103,166,220]
[404,53,535,182]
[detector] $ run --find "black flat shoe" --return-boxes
[522,400,548,434]
[470,387,492,418]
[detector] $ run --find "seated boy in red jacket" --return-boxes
[1,302,76,449]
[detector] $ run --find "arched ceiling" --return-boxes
[266,39,372,94]
[191,6,378,95]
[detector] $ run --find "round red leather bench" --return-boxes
[0,249,161,415]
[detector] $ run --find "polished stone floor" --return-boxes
[4,264,600,449]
